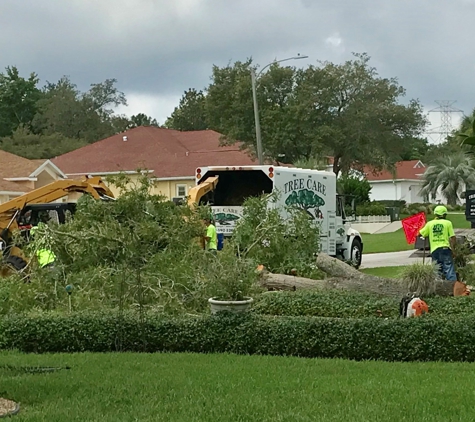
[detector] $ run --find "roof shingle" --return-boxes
[52,127,259,178]
[0,150,40,192]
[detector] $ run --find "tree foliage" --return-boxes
[0,66,41,137]
[165,88,208,131]
[0,126,87,159]
[1,177,324,314]
[167,54,428,173]
[0,67,160,159]
[420,152,475,205]
[337,173,372,205]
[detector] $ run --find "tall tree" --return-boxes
[203,54,427,174]
[0,125,87,159]
[307,54,427,175]
[129,113,159,128]
[33,76,127,143]
[420,152,475,205]
[165,88,208,131]
[0,66,42,137]
[111,113,160,133]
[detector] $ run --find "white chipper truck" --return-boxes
[188,165,363,268]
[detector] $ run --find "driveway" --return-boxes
[360,250,430,269]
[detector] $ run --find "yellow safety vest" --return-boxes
[30,225,56,268]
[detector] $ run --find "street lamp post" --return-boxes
[251,54,309,164]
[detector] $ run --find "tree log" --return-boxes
[258,253,455,297]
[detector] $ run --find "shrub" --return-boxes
[253,290,399,318]
[336,174,372,206]
[458,263,475,285]
[402,203,433,215]
[4,311,475,361]
[355,202,387,216]
[253,290,475,318]
[399,262,440,296]
[377,200,406,208]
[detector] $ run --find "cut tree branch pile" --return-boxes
[259,253,454,297]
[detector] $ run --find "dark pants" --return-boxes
[431,247,457,282]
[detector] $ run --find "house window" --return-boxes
[176,184,187,197]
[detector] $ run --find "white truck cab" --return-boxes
[189,165,363,268]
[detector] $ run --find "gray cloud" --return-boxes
[1,0,474,126]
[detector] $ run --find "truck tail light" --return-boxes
[269,167,274,178]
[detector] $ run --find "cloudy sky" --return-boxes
[1,0,473,141]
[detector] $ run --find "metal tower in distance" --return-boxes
[427,100,464,143]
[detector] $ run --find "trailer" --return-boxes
[188,165,364,268]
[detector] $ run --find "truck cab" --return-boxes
[189,165,363,268]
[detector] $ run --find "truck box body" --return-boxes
[193,165,358,259]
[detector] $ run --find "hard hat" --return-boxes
[434,205,448,216]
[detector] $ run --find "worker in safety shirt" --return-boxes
[419,205,456,282]
[30,213,56,269]
[203,217,218,255]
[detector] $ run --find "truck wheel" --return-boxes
[351,239,362,269]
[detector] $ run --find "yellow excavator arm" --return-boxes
[187,176,219,207]
[0,176,114,231]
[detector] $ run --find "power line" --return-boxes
[426,100,464,143]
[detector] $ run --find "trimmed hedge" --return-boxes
[2,311,475,361]
[253,290,475,319]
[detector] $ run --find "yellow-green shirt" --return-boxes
[419,218,455,253]
[206,224,217,250]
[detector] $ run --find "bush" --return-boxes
[254,290,400,318]
[400,262,440,296]
[356,202,387,216]
[253,290,475,318]
[4,311,475,361]
[377,200,406,208]
[336,174,372,205]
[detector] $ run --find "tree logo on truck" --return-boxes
[285,189,325,219]
[213,213,240,225]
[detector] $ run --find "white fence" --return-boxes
[354,215,391,224]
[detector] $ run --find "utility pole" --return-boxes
[251,54,309,164]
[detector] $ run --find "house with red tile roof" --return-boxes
[53,126,260,200]
[0,150,67,204]
[363,160,428,203]
[312,157,432,204]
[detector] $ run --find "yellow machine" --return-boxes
[187,176,219,207]
[0,176,114,273]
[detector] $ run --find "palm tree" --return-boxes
[420,152,475,206]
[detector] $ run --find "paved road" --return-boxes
[360,250,430,269]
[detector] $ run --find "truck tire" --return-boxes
[5,255,27,271]
[350,238,362,269]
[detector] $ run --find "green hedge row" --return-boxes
[2,311,475,361]
[253,291,475,319]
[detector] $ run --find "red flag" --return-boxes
[401,212,426,244]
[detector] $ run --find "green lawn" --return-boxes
[2,352,475,421]
[363,229,414,254]
[360,265,406,278]
[362,214,471,254]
